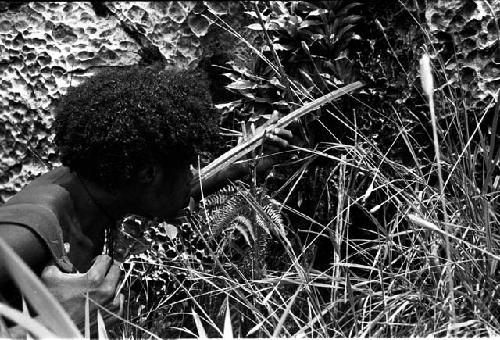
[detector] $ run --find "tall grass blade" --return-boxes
[85,292,90,339]
[192,309,207,338]
[97,310,109,340]
[483,90,500,275]
[222,299,233,339]
[407,214,500,261]
[247,319,266,336]
[21,297,34,340]
[0,238,82,338]
[272,285,301,338]
[0,303,56,338]
[21,297,29,318]
[420,52,456,335]
[0,315,10,338]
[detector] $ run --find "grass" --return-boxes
[117,4,500,337]
[2,1,500,338]
[118,74,499,338]
[0,238,81,338]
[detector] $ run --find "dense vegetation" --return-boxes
[1,0,499,338]
[116,1,500,338]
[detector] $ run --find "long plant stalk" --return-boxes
[199,81,364,183]
[420,53,456,334]
[252,2,294,102]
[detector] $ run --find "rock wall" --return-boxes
[426,0,500,111]
[1,1,498,203]
[0,1,248,203]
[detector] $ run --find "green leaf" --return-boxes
[273,43,294,51]
[242,92,256,100]
[343,15,363,25]
[215,100,243,111]
[226,80,256,91]
[247,22,280,31]
[342,2,363,13]
[247,23,263,30]
[308,8,329,16]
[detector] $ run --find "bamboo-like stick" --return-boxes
[199,81,364,182]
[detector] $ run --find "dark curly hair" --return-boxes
[53,66,220,190]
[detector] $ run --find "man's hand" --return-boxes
[41,255,123,330]
[239,111,294,149]
[245,111,297,174]
[190,112,299,199]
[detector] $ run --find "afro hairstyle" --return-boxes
[53,66,221,190]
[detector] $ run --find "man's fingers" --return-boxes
[96,261,121,301]
[266,127,293,141]
[111,292,123,307]
[41,265,62,280]
[90,255,113,272]
[274,128,293,140]
[111,293,124,318]
[265,132,289,148]
[270,110,280,123]
[104,261,121,286]
[87,255,113,287]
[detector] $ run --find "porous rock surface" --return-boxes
[426,0,500,111]
[2,1,497,203]
[0,1,244,203]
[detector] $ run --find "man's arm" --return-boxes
[191,126,295,200]
[0,224,50,287]
[190,162,246,200]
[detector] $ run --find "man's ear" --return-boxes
[137,164,160,184]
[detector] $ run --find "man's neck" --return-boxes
[75,176,126,224]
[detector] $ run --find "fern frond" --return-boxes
[210,194,249,235]
[227,215,256,245]
[262,199,287,236]
[202,184,239,214]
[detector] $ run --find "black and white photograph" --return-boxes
[0,1,499,338]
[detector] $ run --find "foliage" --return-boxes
[117,182,293,337]
[3,0,500,338]
[0,1,250,203]
[113,0,500,337]
[218,1,364,130]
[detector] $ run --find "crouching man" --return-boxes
[0,66,292,333]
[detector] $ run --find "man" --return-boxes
[0,66,292,329]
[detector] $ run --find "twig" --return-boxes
[420,53,456,335]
